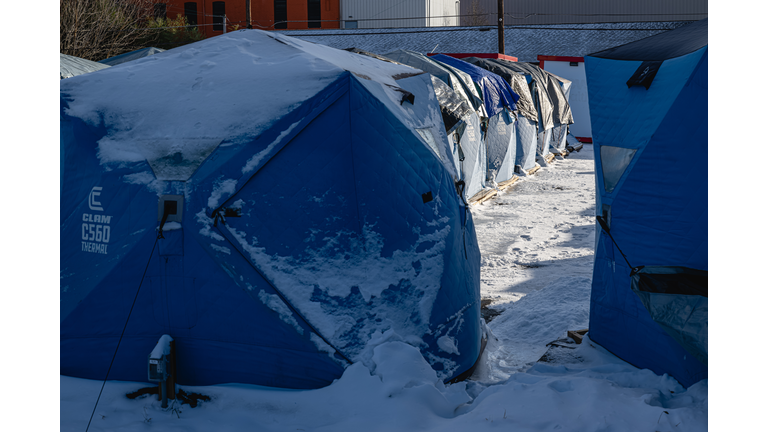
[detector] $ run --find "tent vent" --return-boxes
[158,195,183,223]
[626,61,663,90]
[422,191,433,203]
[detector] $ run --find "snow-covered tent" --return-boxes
[60,53,110,79]
[60,30,482,390]
[98,47,166,66]
[431,54,520,187]
[464,58,540,174]
[586,18,708,387]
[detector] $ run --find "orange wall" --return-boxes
[165,1,340,38]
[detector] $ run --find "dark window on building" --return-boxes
[184,2,198,26]
[274,0,287,29]
[308,0,321,28]
[212,1,225,31]
[154,3,166,20]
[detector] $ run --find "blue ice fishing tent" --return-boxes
[60,30,482,389]
[431,54,520,187]
[586,19,708,387]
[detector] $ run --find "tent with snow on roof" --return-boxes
[586,18,708,388]
[60,53,110,79]
[60,29,482,390]
[98,47,166,66]
[431,54,520,188]
[464,58,540,175]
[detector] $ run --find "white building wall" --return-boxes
[542,60,592,139]
[429,0,460,27]
[341,1,460,29]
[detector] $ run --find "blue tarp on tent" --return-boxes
[585,19,708,388]
[60,30,482,389]
[430,54,518,119]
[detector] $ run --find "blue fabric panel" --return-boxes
[485,110,517,184]
[515,115,538,171]
[585,50,704,152]
[431,54,519,118]
[588,48,708,387]
[190,75,350,212]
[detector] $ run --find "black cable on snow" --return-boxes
[85,234,160,432]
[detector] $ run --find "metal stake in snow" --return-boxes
[148,335,175,408]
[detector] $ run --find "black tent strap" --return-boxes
[596,215,634,270]
[86,236,160,432]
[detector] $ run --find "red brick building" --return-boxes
[161,1,340,39]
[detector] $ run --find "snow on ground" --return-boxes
[59,145,708,431]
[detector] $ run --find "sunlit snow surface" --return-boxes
[60,146,707,431]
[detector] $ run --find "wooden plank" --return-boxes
[469,188,498,205]
[527,164,541,176]
[497,175,519,191]
[567,329,589,344]
[545,153,556,164]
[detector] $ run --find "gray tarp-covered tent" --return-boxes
[385,50,486,117]
[430,76,486,200]
[465,58,540,173]
[492,60,574,161]
[383,50,487,200]
[540,70,574,155]
[431,54,520,187]
[98,47,166,66]
[490,60,556,163]
[60,53,110,79]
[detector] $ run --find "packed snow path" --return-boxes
[60,144,708,431]
[472,146,596,304]
[469,145,597,382]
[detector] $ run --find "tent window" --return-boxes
[600,146,637,193]
[212,2,225,31]
[154,3,166,19]
[308,0,321,28]
[274,0,287,29]
[184,2,198,26]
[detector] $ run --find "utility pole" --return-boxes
[246,0,252,29]
[497,0,505,54]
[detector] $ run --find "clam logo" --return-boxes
[89,186,103,211]
[82,186,111,255]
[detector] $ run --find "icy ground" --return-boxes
[59,145,708,431]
